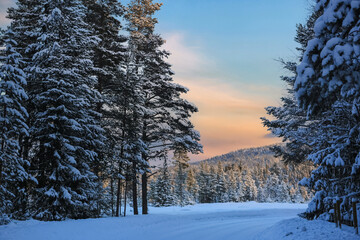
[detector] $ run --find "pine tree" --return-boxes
[197,162,216,203]
[261,9,321,164]
[241,169,257,201]
[7,0,44,169]
[82,0,128,217]
[27,0,105,220]
[295,0,360,219]
[151,155,174,207]
[125,0,202,214]
[173,147,191,206]
[186,167,198,203]
[0,29,31,223]
[226,169,239,202]
[215,161,227,202]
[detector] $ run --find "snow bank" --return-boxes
[0,202,329,240]
[255,217,359,240]
[148,201,307,215]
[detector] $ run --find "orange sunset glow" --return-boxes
[164,33,282,160]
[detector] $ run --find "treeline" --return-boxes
[149,148,313,206]
[262,0,360,223]
[0,0,201,224]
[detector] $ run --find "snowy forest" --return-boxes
[0,0,202,223]
[149,145,313,206]
[0,0,360,238]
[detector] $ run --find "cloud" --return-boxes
[0,0,15,28]
[163,32,215,75]
[163,32,281,161]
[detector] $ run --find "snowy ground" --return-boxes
[0,202,358,240]
[255,217,359,240]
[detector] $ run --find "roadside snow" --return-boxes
[0,202,355,240]
[255,217,360,240]
[148,202,307,215]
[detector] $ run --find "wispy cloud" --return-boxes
[164,32,215,75]
[0,0,14,28]
[163,32,281,161]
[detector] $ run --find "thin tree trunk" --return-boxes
[124,176,128,217]
[116,176,121,217]
[142,172,148,214]
[119,179,122,216]
[132,161,138,215]
[117,112,126,217]
[110,178,114,216]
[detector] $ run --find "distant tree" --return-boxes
[241,169,257,201]
[151,155,174,207]
[149,146,311,205]
[197,162,216,203]
[226,168,239,202]
[186,167,198,203]
[215,162,227,202]
[174,148,191,206]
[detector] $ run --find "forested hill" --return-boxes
[193,145,282,167]
[150,144,313,206]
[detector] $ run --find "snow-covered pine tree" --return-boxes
[186,167,198,203]
[151,155,174,207]
[27,0,105,221]
[7,0,44,168]
[197,162,216,203]
[215,161,227,202]
[241,169,257,201]
[5,2,45,220]
[261,9,321,164]
[124,0,202,214]
[0,29,32,224]
[226,168,239,202]
[173,147,191,206]
[82,0,128,217]
[295,0,360,219]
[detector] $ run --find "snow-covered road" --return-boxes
[0,202,307,240]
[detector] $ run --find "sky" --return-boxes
[0,0,310,161]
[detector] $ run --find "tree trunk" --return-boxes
[124,177,128,217]
[142,172,148,214]
[115,178,121,217]
[110,178,114,216]
[132,161,138,215]
[119,179,122,216]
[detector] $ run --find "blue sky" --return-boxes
[0,0,310,160]
[154,0,309,159]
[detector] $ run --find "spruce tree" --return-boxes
[197,162,216,203]
[186,167,198,203]
[295,0,360,219]
[27,0,104,220]
[0,29,31,223]
[173,147,191,206]
[152,155,174,207]
[215,162,227,202]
